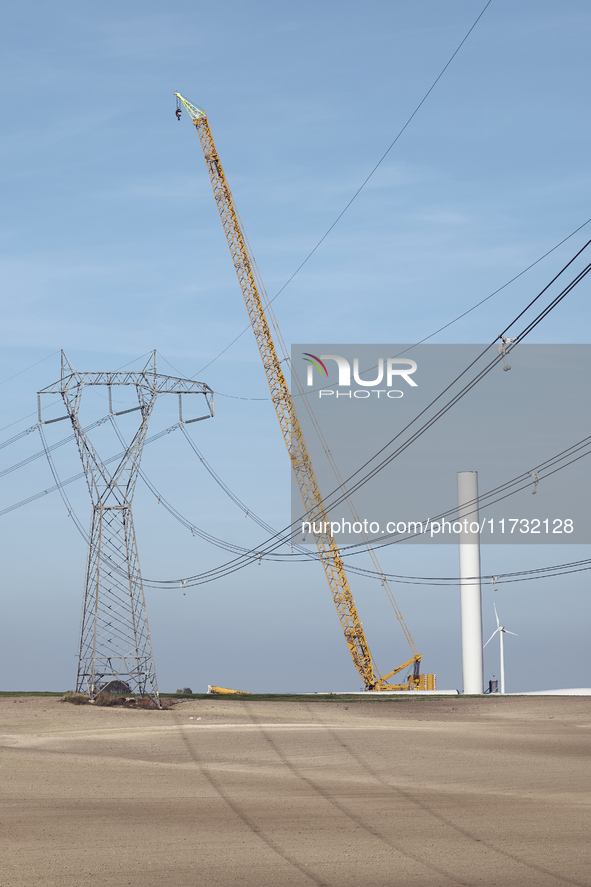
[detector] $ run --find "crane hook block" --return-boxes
[175,108,182,121]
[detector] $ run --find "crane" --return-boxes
[174,92,433,691]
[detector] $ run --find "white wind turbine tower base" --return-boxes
[484,603,518,694]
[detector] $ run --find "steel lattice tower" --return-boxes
[38,352,213,703]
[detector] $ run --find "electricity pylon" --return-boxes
[38,351,214,704]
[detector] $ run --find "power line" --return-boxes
[110,415,313,560]
[0,404,61,435]
[286,254,591,531]
[2,210,588,440]
[32,397,591,593]
[0,416,109,478]
[9,250,589,580]
[0,351,60,387]
[29,411,591,589]
[340,441,591,555]
[138,248,591,587]
[297,231,591,399]
[0,424,38,451]
[193,0,494,377]
[0,422,182,518]
[344,260,591,506]
[6,247,589,588]
[176,422,591,574]
[38,401,591,577]
[131,414,591,589]
[154,217,591,402]
[391,217,591,351]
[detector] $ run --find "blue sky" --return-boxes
[1,1,590,693]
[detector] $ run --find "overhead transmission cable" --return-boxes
[0,416,110,479]
[46,408,591,581]
[37,424,90,541]
[8,245,590,588]
[14,264,591,586]
[2,210,588,442]
[0,351,60,387]
[210,242,591,572]
[300,229,591,399]
[40,424,591,588]
[31,389,591,590]
[194,0,493,376]
[298,246,591,523]
[164,214,591,402]
[340,432,591,553]
[14,246,591,582]
[109,416,315,561]
[132,245,591,588]
[175,422,591,566]
[133,415,591,590]
[389,216,591,353]
[0,421,182,518]
[0,424,39,452]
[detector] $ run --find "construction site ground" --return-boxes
[1,694,589,886]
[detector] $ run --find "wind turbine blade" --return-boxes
[493,602,500,628]
[484,629,499,648]
[505,630,518,637]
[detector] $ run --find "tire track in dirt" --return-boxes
[302,702,588,887]
[242,701,472,887]
[170,710,331,887]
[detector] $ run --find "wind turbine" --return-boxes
[484,603,518,694]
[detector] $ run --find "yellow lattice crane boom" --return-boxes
[175,92,429,690]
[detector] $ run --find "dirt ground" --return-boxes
[1,695,590,887]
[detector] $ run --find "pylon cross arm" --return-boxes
[38,372,212,396]
[38,371,214,424]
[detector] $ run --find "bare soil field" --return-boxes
[1,695,590,886]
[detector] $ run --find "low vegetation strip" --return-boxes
[1,690,461,703]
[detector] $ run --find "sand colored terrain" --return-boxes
[1,695,590,886]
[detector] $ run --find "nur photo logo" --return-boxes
[302,351,418,399]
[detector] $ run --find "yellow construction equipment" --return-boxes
[175,93,434,691]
